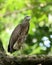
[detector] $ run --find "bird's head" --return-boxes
[23,16,31,23]
[25,16,31,20]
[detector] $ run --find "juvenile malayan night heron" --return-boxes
[8,16,31,53]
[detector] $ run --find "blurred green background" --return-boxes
[0,0,52,56]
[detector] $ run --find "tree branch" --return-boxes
[0,52,52,65]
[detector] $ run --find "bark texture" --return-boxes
[0,52,52,65]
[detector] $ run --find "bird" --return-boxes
[8,16,31,53]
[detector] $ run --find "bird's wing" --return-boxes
[9,24,22,49]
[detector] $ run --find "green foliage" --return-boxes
[0,0,52,55]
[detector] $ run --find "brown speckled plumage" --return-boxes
[8,16,31,53]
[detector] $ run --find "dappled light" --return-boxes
[0,0,52,56]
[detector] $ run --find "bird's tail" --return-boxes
[8,44,11,52]
[8,44,16,53]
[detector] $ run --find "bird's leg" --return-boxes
[13,41,22,50]
[18,43,24,55]
[13,42,18,50]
